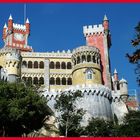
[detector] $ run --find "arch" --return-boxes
[50,61,55,69]
[34,61,38,68]
[82,55,86,63]
[67,62,72,69]
[40,61,44,69]
[67,77,72,85]
[87,55,91,62]
[56,77,60,85]
[33,77,38,85]
[77,56,80,64]
[22,61,27,68]
[39,77,44,85]
[62,77,66,85]
[50,77,55,85]
[61,62,66,69]
[28,61,32,68]
[27,77,32,85]
[56,62,60,69]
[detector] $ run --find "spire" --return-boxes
[103,14,108,21]
[4,23,7,28]
[114,69,117,74]
[9,14,13,20]
[26,18,29,23]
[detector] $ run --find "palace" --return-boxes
[0,14,129,123]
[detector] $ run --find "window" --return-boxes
[61,62,66,69]
[56,77,60,85]
[50,77,55,85]
[62,77,66,85]
[50,61,55,69]
[33,77,38,85]
[39,77,44,85]
[67,77,72,85]
[82,55,86,63]
[67,62,72,69]
[40,61,44,69]
[56,62,60,69]
[34,61,38,68]
[28,61,32,68]
[22,61,27,68]
[87,55,91,62]
[86,69,93,80]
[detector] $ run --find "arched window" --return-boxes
[27,77,32,85]
[56,62,60,69]
[67,77,72,85]
[82,55,86,63]
[93,55,96,63]
[61,62,66,69]
[34,61,38,68]
[56,77,60,85]
[39,77,44,85]
[28,61,32,68]
[50,77,55,85]
[50,61,55,69]
[67,62,72,69]
[33,77,38,85]
[22,61,27,68]
[77,56,80,64]
[40,61,44,69]
[87,55,91,62]
[74,59,76,65]
[22,77,26,82]
[85,69,93,80]
[62,77,66,85]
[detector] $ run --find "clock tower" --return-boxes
[2,14,32,52]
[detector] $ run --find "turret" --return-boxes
[103,14,109,32]
[72,46,102,86]
[119,78,128,102]
[8,14,13,34]
[2,23,7,40]
[25,18,30,35]
[112,69,119,91]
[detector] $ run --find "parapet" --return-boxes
[83,24,104,37]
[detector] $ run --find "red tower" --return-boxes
[2,14,32,52]
[83,15,111,88]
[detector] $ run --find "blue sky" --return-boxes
[0,3,139,91]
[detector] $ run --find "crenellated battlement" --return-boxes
[83,24,104,37]
[13,23,26,31]
[0,47,20,57]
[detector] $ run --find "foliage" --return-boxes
[84,117,114,137]
[0,82,53,136]
[117,111,140,136]
[126,22,140,86]
[54,90,85,137]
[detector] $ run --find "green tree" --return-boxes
[126,22,140,86]
[0,82,53,136]
[54,90,85,137]
[84,117,114,137]
[117,111,140,136]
